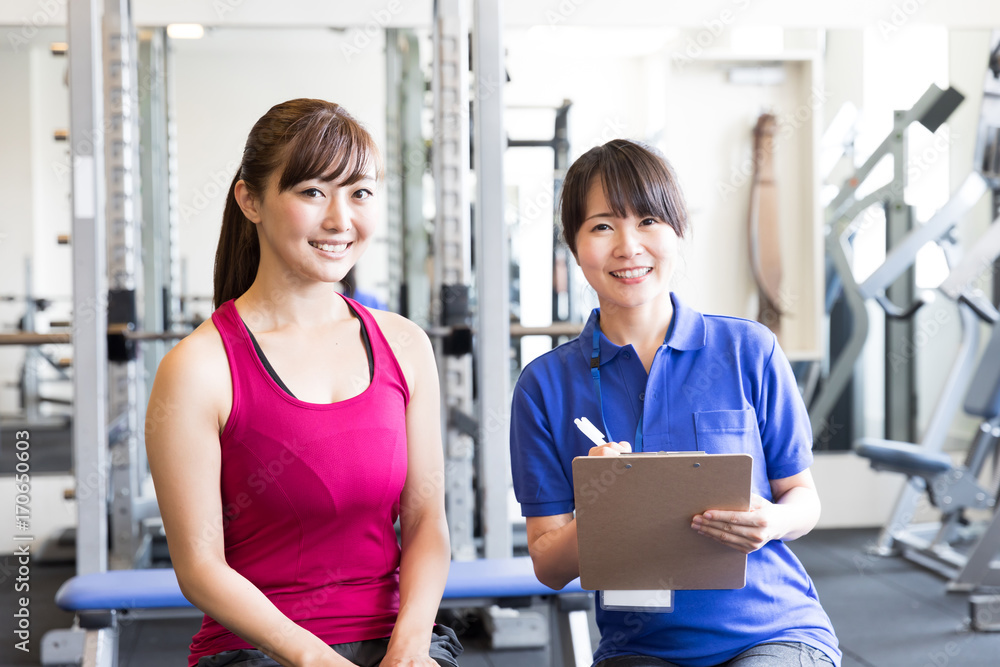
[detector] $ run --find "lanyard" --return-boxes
[590,318,645,452]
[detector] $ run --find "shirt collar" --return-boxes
[666,293,707,351]
[577,292,707,365]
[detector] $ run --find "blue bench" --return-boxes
[42,558,593,667]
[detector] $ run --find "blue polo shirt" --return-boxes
[510,294,841,667]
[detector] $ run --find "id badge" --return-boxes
[600,589,674,612]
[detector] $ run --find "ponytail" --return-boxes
[213,172,260,308]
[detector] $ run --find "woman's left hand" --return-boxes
[379,653,439,667]
[690,494,780,554]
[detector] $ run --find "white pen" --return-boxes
[574,417,607,447]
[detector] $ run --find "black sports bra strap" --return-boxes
[343,301,375,381]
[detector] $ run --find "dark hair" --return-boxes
[213,99,382,308]
[559,139,688,255]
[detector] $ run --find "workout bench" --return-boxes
[41,558,593,667]
[855,314,1000,628]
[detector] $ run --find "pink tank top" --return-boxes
[188,297,410,666]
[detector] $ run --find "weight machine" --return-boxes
[851,31,1000,629]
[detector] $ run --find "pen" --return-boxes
[574,417,607,447]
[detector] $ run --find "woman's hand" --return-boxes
[690,493,779,554]
[588,441,631,457]
[379,652,439,667]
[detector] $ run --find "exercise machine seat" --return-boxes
[855,439,953,476]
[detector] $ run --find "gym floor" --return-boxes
[3,528,999,667]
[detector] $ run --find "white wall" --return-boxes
[171,28,389,315]
[0,26,70,416]
[0,37,34,415]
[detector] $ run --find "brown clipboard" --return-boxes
[572,452,753,591]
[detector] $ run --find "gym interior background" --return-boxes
[2,0,1000,665]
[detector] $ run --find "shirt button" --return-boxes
[639,392,645,401]
[624,352,631,359]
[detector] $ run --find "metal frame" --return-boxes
[104,0,151,571]
[472,0,512,560]
[69,0,109,580]
[386,28,428,324]
[432,0,476,561]
[45,0,115,662]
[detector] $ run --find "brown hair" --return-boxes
[213,99,382,307]
[559,139,688,255]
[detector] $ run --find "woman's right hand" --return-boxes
[588,441,632,457]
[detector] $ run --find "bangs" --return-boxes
[276,111,381,191]
[596,144,682,227]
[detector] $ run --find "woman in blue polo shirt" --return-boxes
[509,139,840,667]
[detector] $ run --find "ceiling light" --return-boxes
[167,24,205,40]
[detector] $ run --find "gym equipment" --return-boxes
[975,31,1000,302]
[856,31,1000,612]
[809,82,968,449]
[472,0,513,561]
[1,262,73,427]
[849,203,1000,554]
[856,307,1000,592]
[42,558,593,667]
[432,0,478,561]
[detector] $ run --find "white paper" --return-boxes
[601,589,674,612]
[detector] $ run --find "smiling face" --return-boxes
[238,167,378,286]
[575,176,679,313]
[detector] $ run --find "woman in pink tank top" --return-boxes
[145,99,461,667]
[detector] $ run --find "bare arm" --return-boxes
[691,469,822,554]
[524,440,631,589]
[378,318,451,667]
[145,330,352,667]
[526,513,579,590]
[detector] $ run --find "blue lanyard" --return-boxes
[590,318,645,452]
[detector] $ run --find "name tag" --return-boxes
[600,589,674,612]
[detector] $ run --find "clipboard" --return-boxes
[572,452,753,591]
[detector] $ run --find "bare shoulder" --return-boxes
[368,309,433,362]
[159,318,228,379]
[368,310,435,392]
[148,318,232,431]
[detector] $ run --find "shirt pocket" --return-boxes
[693,408,762,456]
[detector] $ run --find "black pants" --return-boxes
[196,625,463,667]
